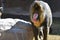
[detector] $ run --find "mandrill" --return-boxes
[30,0,52,40]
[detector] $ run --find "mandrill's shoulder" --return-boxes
[34,1,48,5]
[34,1,51,10]
[40,1,50,8]
[40,1,51,9]
[39,1,52,15]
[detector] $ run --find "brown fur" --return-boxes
[30,2,45,28]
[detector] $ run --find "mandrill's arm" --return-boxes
[45,3,52,27]
[40,1,52,27]
[43,2,52,34]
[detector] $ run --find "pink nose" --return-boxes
[33,13,38,19]
[33,13,38,21]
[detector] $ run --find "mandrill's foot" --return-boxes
[47,27,52,34]
[38,26,44,40]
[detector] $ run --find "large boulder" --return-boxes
[0,19,34,40]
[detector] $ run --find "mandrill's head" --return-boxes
[30,1,45,28]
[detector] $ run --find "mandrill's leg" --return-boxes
[32,25,38,40]
[39,21,47,40]
[43,21,47,40]
[43,26,47,40]
[39,26,44,40]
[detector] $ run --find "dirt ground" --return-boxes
[48,35,60,40]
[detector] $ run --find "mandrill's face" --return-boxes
[30,2,45,28]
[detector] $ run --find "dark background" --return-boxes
[0,0,60,18]
[0,0,60,12]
